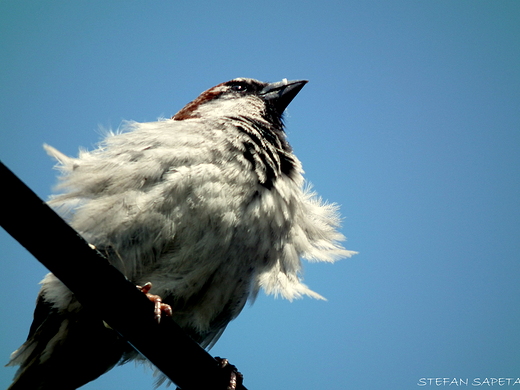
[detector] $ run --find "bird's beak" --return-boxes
[260,79,308,115]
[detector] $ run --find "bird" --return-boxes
[6,77,356,389]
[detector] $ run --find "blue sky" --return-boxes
[1,1,519,389]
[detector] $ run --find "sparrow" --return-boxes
[7,77,356,389]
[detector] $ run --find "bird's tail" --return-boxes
[7,294,129,390]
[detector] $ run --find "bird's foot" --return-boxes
[215,357,243,390]
[136,282,173,324]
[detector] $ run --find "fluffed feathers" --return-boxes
[7,78,356,389]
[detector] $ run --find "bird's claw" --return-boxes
[136,282,173,324]
[215,357,243,390]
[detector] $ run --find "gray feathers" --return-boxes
[8,78,356,389]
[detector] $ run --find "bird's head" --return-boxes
[172,78,308,126]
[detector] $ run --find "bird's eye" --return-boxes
[230,83,248,92]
